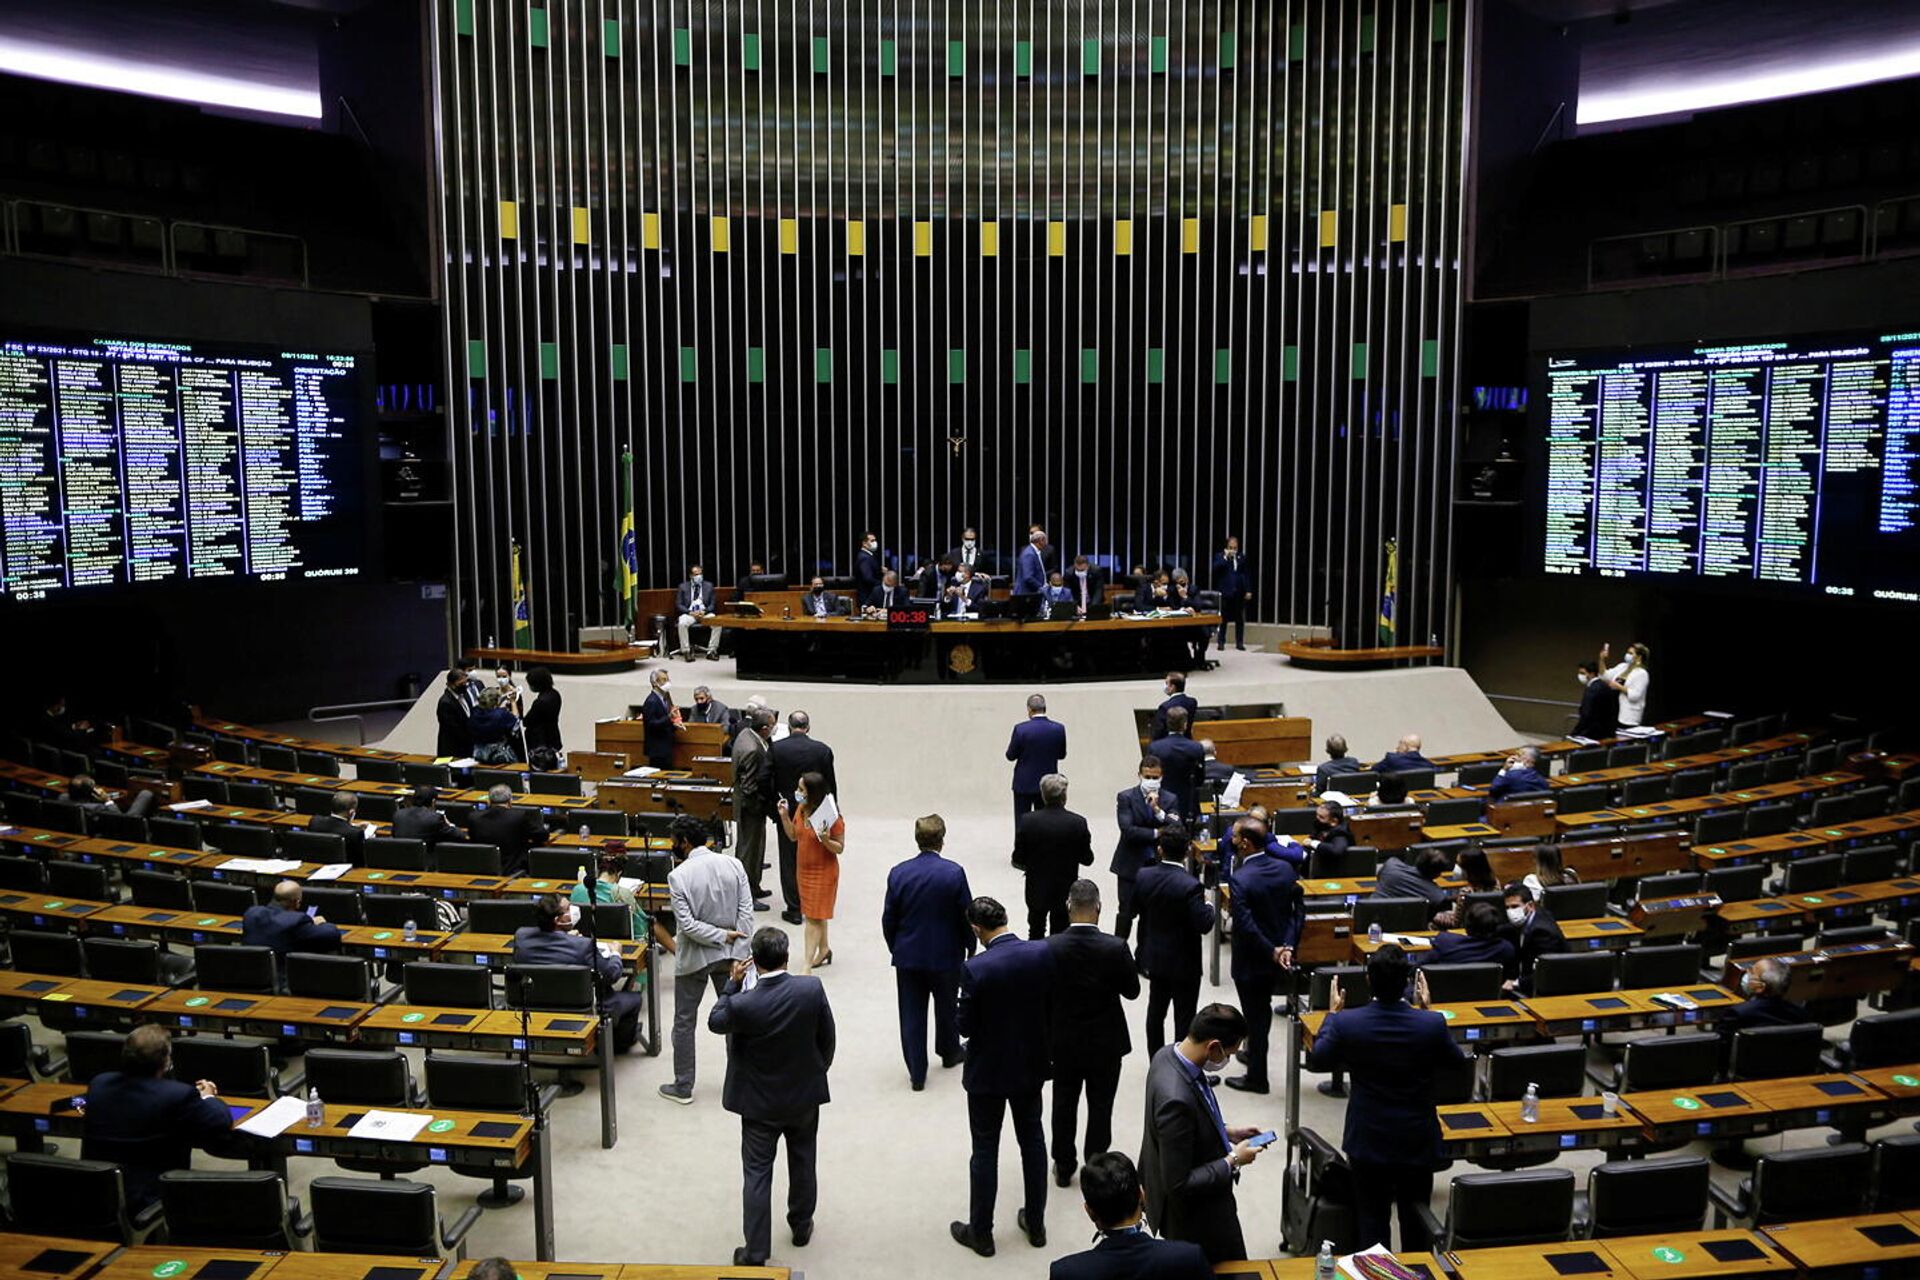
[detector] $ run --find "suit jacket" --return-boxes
[882,850,975,971]
[689,697,731,727]
[939,576,989,618]
[1014,805,1094,896]
[1312,756,1367,794]
[1113,786,1175,880]
[732,728,774,812]
[1014,543,1048,594]
[1306,997,1467,1168]
[1376,750,1436,774]
[1488,766,1550,801]
[800,589,853,619]
[1133,583,1187,612]
[675,579,716,614]
[1140,1044,1240,1261]
[709,970,835,1120]
[866,581,912,611]
[1064,567,1105,615]
[1132,859,1216,980]
[916,565,953,599]
[1513,909,1569,993]
[306,813,366,865]
[948,542,986,571]
[640,689,676,764]
[1723,993,1816,1036]
[1151,694,1201,740]
[510,925,622,989]
[240,904,343,957]
[82,1071,234,1208]
[1210,551,1252,598]
[467,803,550,877]
[392,805,459,847]
[523,688,563,754]
[1050,1231,1212,1280]
[854,547,882,596]
[435,689,472,758]
[959,932,1054,1096]
[772,733,838,808]
[1146,735,1206,818]
[1047,924,1139,1067]
[1373,857,1451,916]
[1228,851,1303,980]
[1007,716,1068,794]
[1422,930,1518,976]
[1311,821,1355,860]
[1573,679,1619,741]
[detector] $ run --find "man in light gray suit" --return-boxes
[659,814,753,1105]
[732,708,776,906]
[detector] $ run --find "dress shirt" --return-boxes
[1175,1050,1233,1178]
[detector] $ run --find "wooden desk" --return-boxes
[1735,1071,1892,1132]
[447,1265,795,1280]
[436,932,646,973]
[1449,1242,1625,1278]
[93,1246,294,1280]
[333,925,448,964]
[147,987,276,1034]
[1763,1212,1920,1274]
[0,1232,116,1279]
[1622,1083,1771,1144]
[1556,773,1860,833]
[1721,940,1916,1003]
[1279,639,1444,669]
[43,978,170,1016]
[469,643,645,673]
[0,890,106,928]
[1468,1095,1648,1157]
[1715,876,1920,935]
[248,995,376,1040]
[1553,733,1818,789]
[268,1257,443,1280]
[92,903,244,945]
[1852,1064,1920,1115]
[595,777,734,822]
[1600,1230,1793,1279]
[1301,1000,1536,1047]
[1524,986,1737,1036]
[64,836,209,872]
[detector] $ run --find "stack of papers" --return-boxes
[235,1094,308,1138]
[307,864,353,882]
[216,858,303,875]
[169,799,214,812]
[346,1109,431,1142]
[623,766,662,778]
[809,792,842,835]
[1620,725,1664,738]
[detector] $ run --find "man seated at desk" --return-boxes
[1501,881,1566,995]
[1376,733,1437,774]
[1374,849,1458,927]
[801,577,852,620]
[1040,572,1076,619]
[1132,570,1184,612]
[512,893,643,1053]
[1416,902,1516,977]
[941,564,989,619]
[865,569,913,615]
[82,1025,234,1210]
[243,879,344,960]
[1487,746,1549,800]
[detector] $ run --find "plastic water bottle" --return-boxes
[403,918,418,943]
[305,1086,324,1129]
[1521,1081,1541,1124]
[579,824,590,841]
[1367,921,1382,945]
[1315,1240,1337,1280]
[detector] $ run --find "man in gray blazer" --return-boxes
[1140,1003,1264,1263]
[660,814,753,1105]
[710,926,836,1267]
[731,708,776,905]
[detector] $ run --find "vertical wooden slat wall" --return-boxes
[437,0,1471,652]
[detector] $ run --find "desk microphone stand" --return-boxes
[512,970,555,1258]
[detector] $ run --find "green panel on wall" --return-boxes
[1351,343,1370,379]
[609,344,629,381]
[811,36,829,73]
[881,348,899,384]
[879,39,897,75]
[1283,345,1300,381]
[603,18,619,57]
[538,342,559,379]
[528,6,548,48]
[1081,39,1100,75]
[1422,339,1441,377]
[466,339,485,379]
[1434,2,1450,40]
[1360,15,1376,53]
[1146,348,1165,384]
[1149,36,1168,73]
[1014,41,1031,76]
[1013,348,1032,384]
[746,347,765,383]
[455,0,473,37]
[742,33,761,70]
[679,347,698,383]
[1218,29,1237,69]
[948,40,965,77]
[815,347,834,384]
[1214,349,1232,384]
[672,27,691,66]
[1288,23,1306,60]
[947,348,966,384]
[1080,348,1100,384]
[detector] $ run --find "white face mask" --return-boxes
[794,789,807,805]
[1576,673,1590,685]
[1507,906,1529,926]
[1202,1044,1230,1073]
[658,682,670,694]
[1140,778,1162,795]
[692,573,702,582]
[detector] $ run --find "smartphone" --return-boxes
[1246,1131,1279,1150]
[305,905,319,919]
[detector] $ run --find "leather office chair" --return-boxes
[1711,1144,1871,1227]
[1743,804,1795,838]
[0,853,47,890]
[1837,1008,1920,1070]
[1531,952,1616,997]
[1617,944,1704,990]
[1417,963,1503,1004]
[302,1049,425,1177]
[6,1152,162,1243]
[204,823,279,856]
[528,771,584,797]
[422,1054,553,1208]
[1607,742,1650,768]
[63,1031,127,1084]
[1618,775,1671,806]
[365,837,428,872]
[1556,785,1611,816]
[1485,1043,1588,1101]
[286,953,375,1003]
[471,768,524,793]
[1727,1023,1824,1082]
[1581,1156,1710,1238]
[190,880,260,917]
[296,751,342,778]
[158,1169,310,1251]
[1612,1033,1719,1091]
[171,1037,281,1099]
[193,944,280,995]
[126,869,195,910]
[1352,897,1430,936]
[1705,863,1768,904]
[574,809,629,837]
[402,961,494,1009]
[1693,811,1748,847]
[434,842,503,876]
[256,745,299,772]
[1870,1135,1920,1212]
[1377,768,1437,806]
[1563,746,1608,773]
[146,816,203,851]
[1541,882,1609,921]
[279,829,347,864]
[504,963,603,1097]
[299,886,364,925]
[355,759,404,784]
[10,929,85,976]
[1456,763,1500,787]
[362,894,435,932]
[226,782,278,810]
[467,898,540,935]
[1669,769,1714,800]
[1280,1127,1357,1255]
[181,776,229,805]
[1309,845,1376,879]
[308,1176,480,1258]
[1417,1169,1576,1250]
[0,1019,57,1080]
[83,937,193,988]
[1842,843,1902,885]
[46,860,109,902]
[85,810,148,841]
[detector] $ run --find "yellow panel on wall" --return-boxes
[1047,221,1067,256]
[571,206,590,243]
[778,218,799,254]
[913,221,934,257]
[847,220,866,256]
[980,222,999,257]
[499,200,519,239]
[1114,219,1134,255]
[641,212,660,249]
[1388,203,1409,242]
[710,215,730,252]
[1319,210,1339,247]
[1250,214,1270,252]
[1181,218,1200,253]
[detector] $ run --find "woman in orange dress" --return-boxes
[775,770,844,972]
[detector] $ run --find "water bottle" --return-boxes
[579,824,590,841]
[1521,1081,1540,1124]
[1367,921,1382,945]
[305,1086,324,1129]
[403,918,418,943]
[1315,1240,1337,1280]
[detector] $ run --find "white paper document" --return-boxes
[217,858,302,875]
[169,799,214,812]
[1221,773,1249,809]
[347,1109,431,1142]
[306,863,352,882]
[623,766,662,778]
[235,1094,309,1138]
[809,792,842,835]
[446,758,478,769]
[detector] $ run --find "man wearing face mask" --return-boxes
[803,576,846,620]
[661,815,754,1104]
[949,527,984,572]
[854,533,883,601]
[1210,536,1252,652]
[917,554,957,600]
[640,668,681,770]
[1139,1002,1263,1264]
[944,563,989,619]
[1131,825,1216,1053]
[674,563,721,660]
[1500,881,1567,996]
[730,709,778,910]
[1487,745,1549,801]
[1150,672,1200,741]
[1224,818,1301,1095]
[1112,759,1175,943]
[689,685,731,727]
[1014,528,1050,598]
[1571,659,1618,740]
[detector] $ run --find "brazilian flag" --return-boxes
[618,448,638,621]
[511,542,532,649]
[1378,538,1398,645]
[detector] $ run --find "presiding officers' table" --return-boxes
[725,612,1220,682]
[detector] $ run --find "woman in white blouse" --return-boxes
[1601,642,1651,728]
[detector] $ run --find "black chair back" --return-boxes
[11,929,84,976]
[1727,933,1806,961]
[1541,882,1608,921]
[1309,846,1376,879]
[1486,1043,1587,1100]
[309,1176,451,1255]
[528,848,595,880]
[468,898,541,935]
[286,953,374,1002]
[226,782,279,811]
[435,842,503,875]
[158,1169,302,1250]
[182,776,229,804]
[1725,759,1768,790]
[503,964,595,1012]
[401,762,453,787]
[1850,1009,1920,1069]
[300,886,365,925]
[46,859,109,902]
[193,944,279,994]
[1423,796,1484,827]
[171,1037,279,1099]
[1842,844,1902,885]
[1531,952,1616,996]
[0,853,47,889]
[1728,1023,1825,1081]
[191,880,259,917]
[1586,1157,1710,1238]
[6,1152,142,1242]
[1307,966,1370,1012]
[127,869,195,910]
[1619,775,1670,806]
[403,961,494,1009]
[1693,811,1748,847]
[471,768,524,793]
[1763,755,1803,785]
[1749,1145,1871,1225]
[86,810,148,841]
[146,816,203,851]
[1607,742,1649,768]
[1743,803,1795,837]
[1555,785,1611,816]
[0,1021,42,1078]
[591,902,635,939]
[1418,963,1503,1004]
[1669,769,1714,800]
[1442,1168,1576,1249]
[1456,762,1500,787]
[1352,897,1430,935]
[1705,863,1768,903]
[1636,872,1703,898]
[1781,855,1842,894]
[1617,944,1704,990]
[1564,746,1609,774]
[1870,1135,1920,1212]
[529,771,584,797]
[64,1030,128,1083]
[280,829,347,864]
[256,745,299,772]
[1617,1033,1719,1090]
[424,1053,527,1112]
[574,808,628,837]
[304,1047,414,1106]
[204,823,279,856]
[81,938,164,985]
[355,759,405,783]
[365,837,428,871]
[362,893,437,931]
[1375,768,1437,806]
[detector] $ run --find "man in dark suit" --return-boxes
[1198,740,1242,792]
[952,896,1055,1257]
[1503,881,1568,996]
[1225,818,1301,1095]
[854,532,883,600]
[639,669,680,770]
[1307,945,1467,1252]
[1013,528,1049,597]
[1722,956,1816,1040]
[309,792,367,864]
[242,879,343,958]
[771,711,838,925]
[734,560,767,602]
[949,526,985,572]
[917,555,957,601]
[1014,773,1094,938]
[1140,1003,1264,1263]
[1419,902,1517,977]
[512,893,643,1053]
[392,785,461,847]
[865,569,912,613]
[1051,1152,1212,1280]
[882,814,975,1089]
[800,577,851,619]
[732,710,777,908]
[1210,537,1252,651]
[435,669,473,758]
[1150,673,1201,741]
[1132,825,1216,1053]
[82,1025,234,1210]
[1065,555,1106,618]
[1046,880,1139,1187]
[673,563,721,659]
[1303,800,1354,862]
[709,926,836,1267]
[1571,661,1618,740]
[1374,849,1457,926]
[1006,694,1068,822]
[940,563,990,618]
[1376,733,1436,774]
[1113,758,1175,943]
[467,784,550,877]
[1147,708,1206,824]
[1312,734,1366,794]
[1488,745,1550,801]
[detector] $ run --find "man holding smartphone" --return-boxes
[1140,1003,1265,1263]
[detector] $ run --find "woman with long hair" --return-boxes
[776,770,845,972]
